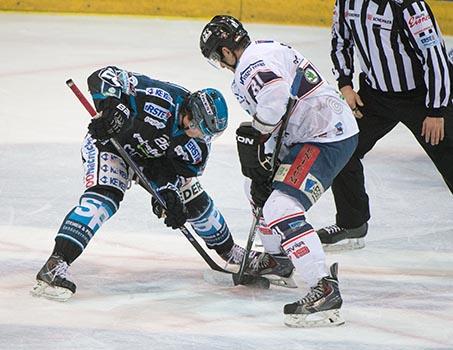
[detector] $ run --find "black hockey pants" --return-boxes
[332,74,453,229]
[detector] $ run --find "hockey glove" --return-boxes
[251,179,273,208]
[88,98,131,141]
[154,185,188,229]
[236,122,273,183]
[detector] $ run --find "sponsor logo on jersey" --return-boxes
[83,137,98,188]
[98,151,128,193]
[304,68,320,84]
[288,220,305,230]
[174,145,190,161]
[283,239,310,259]
[239,60,266,84]
[133,133,163,157]
[145,88,173,104]
[419,34,439,48]
[181,179,204,203]
[185,139,202,163]
[144,116,166,129]
[408,13,432,32]
[345,10,360,19]
[335,122,344,136]
[144,102,170,121]
[302,174,324,204]
[367,13,392,27]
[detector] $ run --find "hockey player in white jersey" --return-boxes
[200,15,359,327]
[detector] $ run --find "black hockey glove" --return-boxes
[151,196,165,219]
[251,179,273,208]
[236,122,273,184]
[88,98,130,141]
[153,185,188,229]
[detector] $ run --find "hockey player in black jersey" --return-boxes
[31,66,293,301]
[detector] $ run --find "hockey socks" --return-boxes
[55,191,119,262]
[270,212,327,287]
[186,191,233,254]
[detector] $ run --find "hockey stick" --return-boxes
[66,79,229,272]
[233,67,304,286]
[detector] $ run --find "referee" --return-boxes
[317,0,453,249]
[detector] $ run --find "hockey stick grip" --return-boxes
[66,79,98,117]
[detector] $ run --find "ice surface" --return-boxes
[0,13,452,350]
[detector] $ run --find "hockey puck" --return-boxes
[232,273,271,289]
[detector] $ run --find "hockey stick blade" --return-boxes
[203,270,270,289]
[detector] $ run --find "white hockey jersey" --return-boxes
[232,40,359,154]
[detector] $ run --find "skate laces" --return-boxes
[323,224,343,235]
[221,244,246,265]
[44,258,70,282]
[248,253,271,272]
[298,280,326,305]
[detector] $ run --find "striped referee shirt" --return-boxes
[331,0,451,116]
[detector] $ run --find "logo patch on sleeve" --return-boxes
[185,139,203,163]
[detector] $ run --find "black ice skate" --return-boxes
[219,243,259,265]
[317,223,368,251]
[283,263,345,328]
[247,253,297,288]
[30,254,76,301]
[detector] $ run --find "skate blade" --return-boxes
[284,309,345,328]
[323,238,365,252]
[264,271,298,289]
[30,280,73,302]
[203,270,270,289]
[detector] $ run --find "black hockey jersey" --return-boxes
[87,66,210,179]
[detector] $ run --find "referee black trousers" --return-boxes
[331,76,453,229]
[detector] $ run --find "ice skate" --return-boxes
[30,254,76,301]
[247,253,297,288]
[283,263,345,328]
[219,243,259,265]
[317,223,367,251]
[219,244,296,288]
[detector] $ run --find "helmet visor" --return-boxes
[206,50,224,69]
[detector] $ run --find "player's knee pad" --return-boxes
[183,179,232,250]
[56,191,119,252]
[262,189,306,229]
[82,135,129,194]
